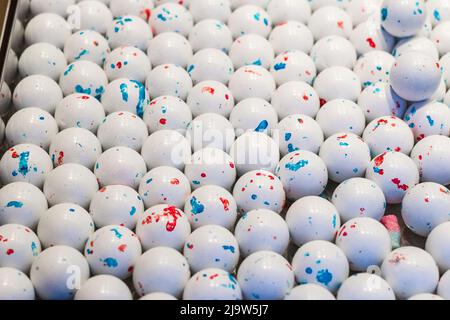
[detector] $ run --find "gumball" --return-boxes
[139,166,191,208]
[94,147,147,189]
[30,0,75,16]
[30,246,90,300]
[140,292,177,300]
[230,132,280,175]
[0,268,35,300]
[271,81,320,119]
[187,113,235,152]
[110,0,154,20]
[287,196,338,248]
[17,0,30,21]
[11,20,24,54]
[308,6,352,41]
[143,96,192,133]
[238,251,294,300]
[235,209,289,257]
[44,163,99,208]
[0,224,40,273]
[141,130,191,170]
[437,270,450,300]
[184,225,239,273]
[319,133,371,183]
[183,268,242,300]
[276,114,324,156]
[97,112,148,152]
[0,82,11,116]
[64,30,109,66]
[228,5,272,39]
[354,51,395,88]
[336,217,391,271]
[187,49,234,85]
[228,65,276,102]
[353,18,394,55]
[346,0,382,26]
[24,13,71,49]
[233,170,285,214]
[75,275,132,300]
[147,32,193,68]
[411,135,450,185]
[285,284,335,300]
[393,36,439,61]
[267,0,310,25]
[133,247,190,297]
[150,3,193,36]
[229,98,278,136]
[426,222,450,273]
[4,49,18,84]
[0,182,48,229]
[390,51,441,102]
[363,116,414,157]
[332,178,386,223]
[316,99,366,138]
[146,64,193,100]
[184,185,237,230]
[276,151,328,201]
[185,148,236,190]
[101,79,150,117]
[54,93,106,133]
[269,21,314,56]
[107,16,152,51]
[188,19,233,53]
[13,75,63,113]
[310,36,357,73]
[357,82,407,122]
[427,0,450,27]
[187,81,234,118]
[6,108,59,150]
[292,240,349,293]
[337,273,395,300]
[380,0,427,38]
[77,0,113,35]
[90,185,144,230]
[37,203,94,251]
[0,144,53,188]
[404,100,450,142]
[104,47,152,84]
[229,34,274,70]
[60,61,108,100]
[314,67,362,104]
[18,42,67,81]
[381,247,439,300]
[270,50,316,87]
[86,227,141,280]
[189,0,231,23]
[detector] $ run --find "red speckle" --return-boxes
[6,249,14,255]
[320,98,327,107]
[418,155,423,160]
[220,197,230,211]
[143,8,152,21]
[202,86,215,95]
[159,118,167,125]
[391,178,409,191]
[374,152,386,167]
[302,95,309,101]
[225,94,230,100]
[209,274,219,280]
[417,134,425,142]
[118,244,127,252]
[366,38,376,48]
[337,21,344,29]
[229,162,235,169]
[200,173,207,178]
[11,151,19,159]
[142,206,183,232]
[187,243,194,249]
[128,266,134,273]
[424,197,430,203]
[80,95,90,100]
[116,62,122,69]
[93,41,99,47]
[394,147,401,152]
[170,178,180,185]
[57,151,64,166]
[99,187,106,193]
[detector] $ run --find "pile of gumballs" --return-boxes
[1,0,450,301]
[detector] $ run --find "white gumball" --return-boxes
[183,225,239,273]
[144,96,192,133]
[426,222,450,272]
[183,268,242,300]
[6,108,58,150]
[104,47,152,84]
[101,79,150,117]
[276,151,328,201]
[271,50,316,86]
[381,247,439,300]
[133,247,190,298]
[346,0,382,26]
[313,67,361,104]
[271,81,320,119]
[30,246,89,300]
[188,19,233,53]
[0,144,53,188]
[64,30,110,66]
[228,5,272,39]
[37,203,94,251]
[393,36,439,61]
[189,0,231,23]
[25,13,71,49]
[229,34,274,70]
[75,275,132,300]
[235,209,289,257]
[310,36,357,73]
[106,15,152,51]
[269,21,314,56]
[427,0,450,26]
[319,133,371,183]
[292,240,349,293]
[0,268,35,300]
[286,196,339,246]
[94,147,146,189]
[150,3,193,36]
[187,81,234,118]
[308,6,352,41]
[437,270,450,300]
[267,0,311,25]
[147,32,193,68]
[146,64,192,100]
[332,178,386,223]
[350,15,395,55]
[85,226,142,279]
[380,0,427,38]
[337,273,395,300]
[90,185,144,230]
[97,112,148,152]
[187,49,234,85]
[237,251,295,300]
[44,163,99,209]
[77,0,113,35]
[353,50,395,88]
[228,65,276,102]
[184,185,237,230]
[139,166,191,208]
[229,98,278,136]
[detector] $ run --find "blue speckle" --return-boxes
[110,228,123,239]
[130,80,146,117]
[255,120,269,132]
[381,7,388,21]
[316,269,333,286]
[6,201,23,208]
[274,62,286,71]
[426,115,435,126]
[17,152,30,177]
[74,49,89,60]
[75,85,91,95]
[103,257,118,268]
[285,133,292,141]
[130,206,137,216]
[120,83,129,102]
[434,9,441,21]
[190,197,205,215]
[305,267,313,274]
[285,159,309,172]
[222,245,235,253]
[251,194,258,200]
